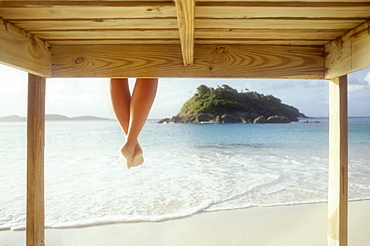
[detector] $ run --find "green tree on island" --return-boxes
[160,84,306,124]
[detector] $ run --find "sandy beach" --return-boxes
[1,200,369,246]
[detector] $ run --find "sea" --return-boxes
[0,117,369,231]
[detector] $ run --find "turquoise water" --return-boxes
[0,118,369,230]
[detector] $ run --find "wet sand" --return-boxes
[1,200,369,246]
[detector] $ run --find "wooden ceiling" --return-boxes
[1,1,369,46]
[0,1,370,79]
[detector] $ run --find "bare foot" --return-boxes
[119,143,143,169]
[132,145,144,167]
[119,147,133,169]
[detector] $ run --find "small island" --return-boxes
[159,84,306,124]
[0,114,110,121]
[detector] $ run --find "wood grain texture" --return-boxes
[194,39,329,45]
[46,39,181,45]
[51,44,325,79]
[325,21,370,79]
[328,75,348,246]
[1,4,370,20]
[29,29,344,41]
[195,29,345,40]
[2,0,368,3]
[196,0,370,1]
[45,38,330,45]
[31,29,180,39]
[175,0,195,66]
[27,74,46,246]
[195,6,370,19]
[195,19,365,30]
[0,5,177,19]
[12,18,179,31]
[10,18,365,31]
[46,38,329,45]
[1,1,369,79]
[0,18,52,77]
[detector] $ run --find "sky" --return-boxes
[0,64,369,119]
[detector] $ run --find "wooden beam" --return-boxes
[47,39,329,46]
[195,5,370,19]
[174,0,195,66]
[195,19,365,30]
[51,44,325,79]
[10,19,364,31]
[0,18,52,77]
[328,75,348,246]
[27,74,46,246]
[1,2,370,19]
[196,0,370,2]
[325,21,370,79]
[12,18,179,31]
[0,4,177,20]
[30,28,343,41]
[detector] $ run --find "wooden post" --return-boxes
[328,75,348,246]
[27,74,46,246]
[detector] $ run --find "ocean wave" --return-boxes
[4,198,370,231]
[1,118,370,231]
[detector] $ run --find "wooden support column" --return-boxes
[27,74,46,246]
[328,75,348,246]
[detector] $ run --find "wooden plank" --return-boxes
[194,39,329,45]
[194,29,344,40]
[30,28,344,40]
[46,39,328,46]
[195,19,365,30]
[328,75,348,246]
[10,18,365,31]
[31,29,180,39]
[51,44,325,79]
[0,18,52,77]
[1,4,370,20]
[195,6,370,19]
[50,0,167,1]
[2,1,369,6]
[175,0,195,66]
[27,73,46,246]
[325,21,370,79]
[2,0,370,2]
[47,39,181,45]
[0,1,172,5]
[12,18,179,31]
[196,0,370,2]
[0,5,177,19]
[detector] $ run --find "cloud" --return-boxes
[45,78,112,117]
[159,96,188,107]
[348,72,370,92]
[365,71,370,84]
[0,65,28,116]
[304,79,328,88]
[245,79,327,92]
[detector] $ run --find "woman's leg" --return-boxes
[110,78,158,168]
[110,78,134,168]
[110,78,130,135]
[123,78,158,167]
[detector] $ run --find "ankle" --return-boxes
[123,140,138,151]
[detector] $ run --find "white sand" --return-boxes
[1,200,370,246]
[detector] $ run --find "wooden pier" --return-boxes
[1,1,370,245]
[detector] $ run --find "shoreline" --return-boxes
[1,200,370,246]
[3,198,370,231]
